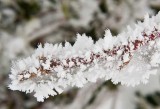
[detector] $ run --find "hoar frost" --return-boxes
[9,12,160,101]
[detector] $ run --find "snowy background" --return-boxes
[0,0,160,109]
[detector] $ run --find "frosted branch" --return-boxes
[9,12,160,101]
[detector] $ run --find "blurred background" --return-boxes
[0,0,160,109]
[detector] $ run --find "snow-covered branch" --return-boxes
[9,12,160,102]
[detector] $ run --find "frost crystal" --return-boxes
[9,12,160,101]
